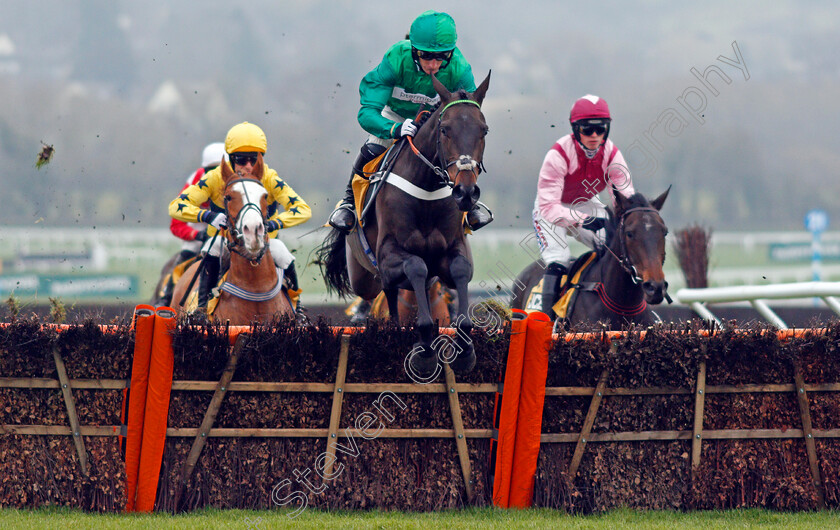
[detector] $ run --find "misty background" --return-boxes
[2,0,838,233]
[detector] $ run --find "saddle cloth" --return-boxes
[552,251,598,319]
[352,148,392,227]
[524,251,598,319]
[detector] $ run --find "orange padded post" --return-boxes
[135,308,177,512]
[124,305,156,512]
[508,311,552,508]
[492,309,529,508]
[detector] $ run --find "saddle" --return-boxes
[524,251,598,321]
[351,142,397,228]
[552,251,598,321]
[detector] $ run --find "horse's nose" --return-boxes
[642,281,664,303]
[452,184,479,211]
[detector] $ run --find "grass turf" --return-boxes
[1,507,839,529]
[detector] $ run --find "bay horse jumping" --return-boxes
[171,155,293,325]
[349,282,455,325]
[512,188,670,329]
[319,72,491,378]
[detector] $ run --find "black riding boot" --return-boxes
[350,299,372,325]
[283,261,309,325]
[466,201,494,231]
[540,262,568,320]
[197,255,221,311]
[155,276,175,307]
[155,250,198,307]
[328,143,386,233]
[284,260,299,291]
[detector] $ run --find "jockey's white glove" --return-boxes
[395,118,418,138]
[202,211,228,230]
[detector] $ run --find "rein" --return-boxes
[598,205,673,306]
[406,98,485,189]
[223,177,269,265]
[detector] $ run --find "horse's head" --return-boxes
[221,154,270,262]
[612,186,671,304]
[430,71,490,212]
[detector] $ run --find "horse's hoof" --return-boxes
[450,344,476,373]
[185,309,210,326]
[409,344,439,380]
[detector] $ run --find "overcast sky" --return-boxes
[1,1,838,230]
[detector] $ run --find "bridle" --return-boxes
[601,206,666,285]
[406,99,487,190]
[223,177,269,265]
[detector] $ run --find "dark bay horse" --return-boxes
[172,155,293,324]
[349,282,455,325]
[512,188,670,329]
[319,72,491,378]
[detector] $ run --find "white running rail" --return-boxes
[675,282,840,329]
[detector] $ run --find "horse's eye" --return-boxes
[440,127,448,137]
[482,127,489,137]
[626,231,634,239]
[224,195,232,203]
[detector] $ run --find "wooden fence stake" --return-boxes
[568,365,611,478]
[793,363,826,508]
[52,345,89,475]
[444,363,474,502]
[691,360,707,478]
[174,333,249,510]
[323,334,350,478]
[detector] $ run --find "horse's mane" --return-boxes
[416,89,474,133]
[452,89,471,100]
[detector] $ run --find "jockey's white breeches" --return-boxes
[532,196,607,265]
[365,106,404,147]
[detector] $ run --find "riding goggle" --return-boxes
[415,49,453,61]
[230,152,260,166]
[579,124,607,136]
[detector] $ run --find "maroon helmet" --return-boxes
[570,94,612,144]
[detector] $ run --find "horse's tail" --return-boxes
[315,227,352,298]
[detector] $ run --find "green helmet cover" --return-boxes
[409,10,457,52]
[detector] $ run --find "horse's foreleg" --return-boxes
[448,254,476,372]
[384,287,400,324]
[402,256,435,344]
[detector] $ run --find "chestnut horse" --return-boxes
[319,72,491,378]
[511,188,670,329]
[171,155,293,324]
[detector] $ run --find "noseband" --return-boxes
[223,177,269,264]
[406,99,486,189]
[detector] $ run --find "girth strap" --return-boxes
[219,275,284,302]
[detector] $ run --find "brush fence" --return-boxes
[1,310,840,512]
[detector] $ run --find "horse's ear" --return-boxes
[253,153,264,179]
[650,185,671,211]
[221,157,234,182]
[472,70,491,106]
[612,186,629,214]
[431,73,452,103]
[604,207,617,245]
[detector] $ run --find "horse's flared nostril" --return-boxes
[642,281,660,296]
[452,185,465,202]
